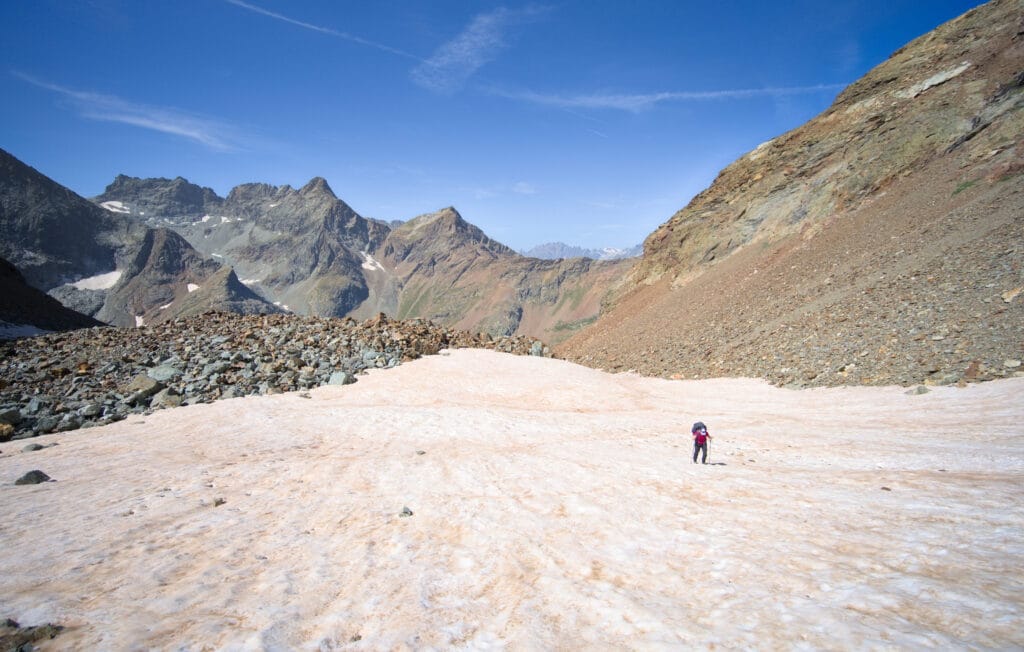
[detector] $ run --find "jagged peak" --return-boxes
[398,206,464,233]
[225,182,285,203]
[391,206,516,257]
[299,176,336,198]
[99,173,216,199]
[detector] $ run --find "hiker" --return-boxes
[692,421,712,464]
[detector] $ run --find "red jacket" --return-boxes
[693,428,709,445]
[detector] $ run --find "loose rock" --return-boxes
[14,469,52,485]
[0,312,552,439]
[0,618,65,650]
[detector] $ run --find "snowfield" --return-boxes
[70,270,122,291]
[360,251,386,272]
[0,350,1021,649]
[99,200,130,214]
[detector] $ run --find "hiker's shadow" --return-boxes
[708,462,727,466]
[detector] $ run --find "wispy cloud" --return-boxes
[492,83,849,112]
[412,6,548,94]
[15,72,243,150]
[463,180,539,200]
[472,187,498,200]
[224,0,419,60]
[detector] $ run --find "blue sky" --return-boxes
[1,1,983,250]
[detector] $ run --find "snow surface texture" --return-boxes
[1,350,1021,649]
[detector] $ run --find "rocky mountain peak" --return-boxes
[299,176,336,199]
[387,206,514,257]
[400,206,469,234]
[95,174,222,219]
[225,182,286,204]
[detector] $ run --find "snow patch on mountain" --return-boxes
[99,200,131,214]
[360,251,386,272]
[71,270,122,291]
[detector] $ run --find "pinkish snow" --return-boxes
[1,349,1021,649]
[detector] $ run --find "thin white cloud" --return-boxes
[224,0,420,60]
[463,180,539,200]
[412,6,547,94]
[472,187,499,200]
[492,83,849,112]
[15,72,242,150]
[587,200,622,211]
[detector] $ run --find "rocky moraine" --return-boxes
[0,312,551,442]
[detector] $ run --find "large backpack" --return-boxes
[692,421,706,433]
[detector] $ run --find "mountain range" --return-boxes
[1,150,628,343]
[0,148,278,330]
[520,242,642,261]
[1,0,1020,387]
[92,173,630,343]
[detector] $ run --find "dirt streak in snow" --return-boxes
[0,349,1021,649]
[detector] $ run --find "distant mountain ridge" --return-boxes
[0,148,279,328]
[95,174,222,219]
[92,173,630,343]
[520,242,642,261]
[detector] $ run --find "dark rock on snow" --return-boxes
[14,470,52,485]
[0,617,65,650]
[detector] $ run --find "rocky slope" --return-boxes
[94,228,278,327]
[374,207,631,340]
[189,177,389,317]
[0,147,279,326]
[0,311,550,441]
[0,256,103,336]
[559,0,1024,387]
[95,180,629,343]
[0,148,138,290]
